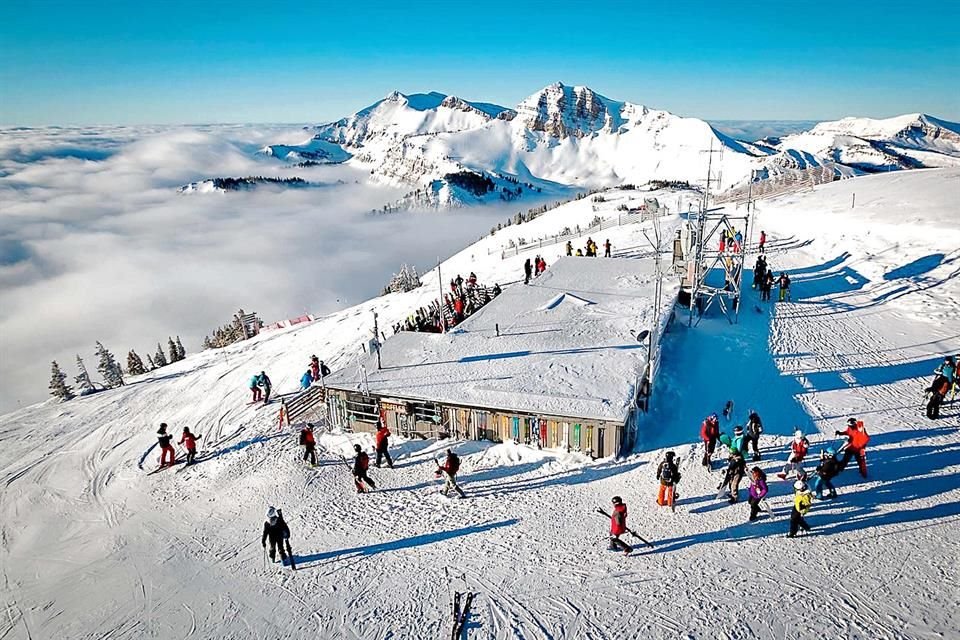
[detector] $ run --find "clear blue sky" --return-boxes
[2,0,958,125]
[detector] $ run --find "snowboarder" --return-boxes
[656,451,680,508]
[810,447,840,499]
[835,417,869,478]
[248,374,262,403]
[299,425,317,466]
[300,370,313,390]
[261,506,294,567]
[257,371,272,405]
[604,239,611,257]
[745,410,763,461]
[758,230,766,254]
[178,426,201,465]
[374,422,393,468]
[700,413,721,468]
[437,449,466,498]
[787,481,813,538]
[566,241,573,257]
[778,430,810,480]
[523,258,533,285]
[778,272,791,302]
[352,444,376,493]
[157,423,176,467]
[607,496,633,555]
[720,449,747,503]
[747,467,769,521]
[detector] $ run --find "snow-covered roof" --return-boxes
[325,256,679,422]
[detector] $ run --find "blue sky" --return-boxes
[1,0,958,125]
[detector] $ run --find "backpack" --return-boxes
[660,461,674,484]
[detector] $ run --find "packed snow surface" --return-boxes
[1,170,960,639]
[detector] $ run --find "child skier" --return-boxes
[835,417,869,478]
[437,449,466,498]
[261,506,294,568]
[157,423,176,467]
[178,427,201,465]
[700,413,721,468]
[788,481,813,538]
[352,444,376,493]
[747,467,769,521]
[374,422,393,468]
[299,425,317,466]
[777,430,810,480]
[608,496,633,556]
[656,451,681,508]
[248,374,262,403]
[810,447,840,499]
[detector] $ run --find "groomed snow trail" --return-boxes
[1,171,959,639]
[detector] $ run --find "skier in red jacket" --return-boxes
[437,449,466,498]
[700,413,720,468]
[835,417,870,478]
[374,423,393,468]
[352,444,376,493]
[299,425,317,466]
[178,426,201,465]
[608,496,633,555]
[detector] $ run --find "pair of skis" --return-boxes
[450,590,474,639]
[594,508,654,548]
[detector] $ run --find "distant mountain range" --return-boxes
[260,82,960,208]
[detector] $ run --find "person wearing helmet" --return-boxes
[256,371,272,405]
[835,418,869,478]
[747,467,769,521]
[656,451,681,508]
[778,272,791,302]
[811,447,840,499]
[352,444,376,493]
[436,449,466,498]
[261,506,294,568]
[156,423,176,467]
[925,369,951,420]
[178,426,201,465]
[788,481,813,538]
[777,430,810,480]
[745,410,763,461]
[608,496,633,555]
[700,413,721,469]
[723,446,748,504]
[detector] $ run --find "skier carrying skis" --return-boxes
[157,423,176,467]
[374,422,393,468]
[787,481,813,538]
[745,410,763,461]
[747,467,768,521]
[248,374,262,403]
[700,413,721,468]
[778,430,810,480]
[261,506,294,567]
[437,449,466,498]
[656,451,681,507]
[835,417,869,478]
[299,425,317,466]
[810,447,840,499]
[178,427,201,465]
[352,444,376,493]
[257,371,272,405]
[608,496,633,556]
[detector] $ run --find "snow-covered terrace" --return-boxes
[325,257,679,423]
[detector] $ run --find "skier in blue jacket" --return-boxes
[300,370,313,390]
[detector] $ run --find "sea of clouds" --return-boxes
[0,126,528,413]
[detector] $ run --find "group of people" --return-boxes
[394,274,501,334]
[523,257,547,284]
[752,255,791,302]
[155,422,202,467]
[299,355,331,390]
[248,371,272,404]
[564,237,610,258]
[718,228,744,254]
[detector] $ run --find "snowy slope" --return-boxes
[2,171,960,639]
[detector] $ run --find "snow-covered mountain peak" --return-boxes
[516,82,626,138]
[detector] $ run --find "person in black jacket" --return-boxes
[157,423,176,467]
[744,410,763,461]
[811,448,841,499]
[261,507,294,567]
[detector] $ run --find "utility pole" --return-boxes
[372,310,382,370]
[437,256,446,333]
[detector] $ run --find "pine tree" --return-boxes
[49,360,74,401]
[154,342,168,367]
[175,336,186,361]
[147,354,156,370]
[74,354,95,394]
[168,337,178,364]
[95,341,124,388]
[127,350,146,376]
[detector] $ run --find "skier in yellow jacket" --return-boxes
[788,480,813,538]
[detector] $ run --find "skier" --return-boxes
[934,355,956,384]
[608,496,633,555]
[261,506,294,567]
[656,451,680,508]
[761,271,775,302]
[299,425,317,466]
[157,423,176,467]
[536,256,546,275]
[300,369,313,390]
[374,422,393,468]
[566,241,573,257]
[437,449,466,498]
[926,375,950,419]
[523,258,533,285]
[758,230,766,254]
[604,239,611,257]
[257,371,272,405]
[810,447,840,499]
[248,374,262,403]
[835,417,869,478]
[720,448,747,503]
[745,410,763,461]
[787,481,813,538]
[778,272,791,302]
[700,413,721,468]
[352,444,376,493]
[309,355,321,381]
[747,467,769,521]
[777,430,810,480]
[178,426,201,465]
[753,256,767,289]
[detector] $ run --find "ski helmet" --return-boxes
[793,480,807,492]
[826,447,836,457]
[353,444,361,452]
[612,496,623,505]
[794,429,803,440]
[734,425,744,435]
[847,417,857,426]
[709,413,718,422]
[266,506,278,522]
[665,451,675,460]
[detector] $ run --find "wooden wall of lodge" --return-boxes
[325,389,625,458]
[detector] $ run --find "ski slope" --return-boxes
[1,171,959,639]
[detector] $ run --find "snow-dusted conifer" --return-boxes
[154,342,168,367]
[49,360,74,401]
[95,341,124,388]
[127,350,146,376]
[175,336,186,361]
[147,354,156,370]
[74,354,95,393]
[168,337,179,363]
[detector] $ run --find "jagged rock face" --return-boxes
[899,118,960,146]
[516,82,620,139]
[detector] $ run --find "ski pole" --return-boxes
[594,508,654,548]
[263,545,267,570]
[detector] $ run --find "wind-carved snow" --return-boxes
[539,292,596,310]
